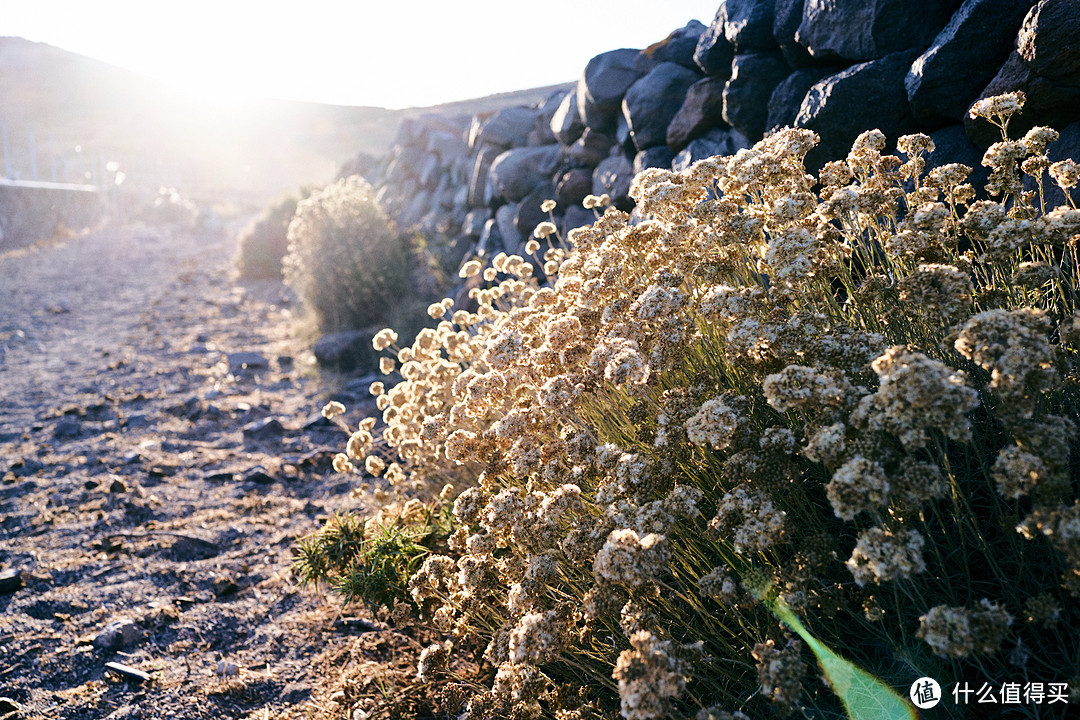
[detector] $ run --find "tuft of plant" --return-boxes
[293,504,450,612]
[234,188,313,279]
[301,93,1080,720]
[283,176,411,335]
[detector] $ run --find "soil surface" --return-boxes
[0,224,417,719]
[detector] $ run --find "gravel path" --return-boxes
[0,224,391,719]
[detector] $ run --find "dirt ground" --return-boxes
[0,223,425,719]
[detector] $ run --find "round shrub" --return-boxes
[234,188,312,279]
[283,176,409,335]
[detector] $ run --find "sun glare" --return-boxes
[5,0,722,108]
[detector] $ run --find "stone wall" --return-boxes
[0,179,103,252]
[357,0,1080,281]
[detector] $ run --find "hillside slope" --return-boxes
[0,37,569,207]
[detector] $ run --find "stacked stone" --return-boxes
[360,0,1080,281]
[365,113,474,260]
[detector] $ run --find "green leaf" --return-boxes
[758,589,917,720]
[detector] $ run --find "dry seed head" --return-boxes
[613,630,690,720]
[918,599,1013,658]
[364,455,386,476]
[534,222,557,240]
[845,527,927,586]
[321,400,346,419]
[583,193,610,209]
[593,529,670,588]
[969,91,1025,120]
[332,453,355,474]
[685,396,739,450]
[926,162,972,189]
[752,638,805,713]
[826,455,890,520]
[897,133,935,156]
[1049,159,1080,191]
[459,259,483,278]
[373,327,398,351]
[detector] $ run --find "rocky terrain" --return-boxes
[0,223,418,720]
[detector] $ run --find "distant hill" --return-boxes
[398,83,576,122]
[0,37,571,209]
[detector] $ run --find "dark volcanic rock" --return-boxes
[487,145,562,203]
[1018,0,1080,83]
[550,90,586,146]
[723,51,792,141]
[496,203,521,252]
[462,208,492,238]
[477,218,503,256]
[469,107,536,150]
[0,569,23,594]
[426,130,468,162]
[795,50,922,170]
[531,90,563,146]
[555,168,594,210]
[592,154,635,206]
[563,205,596,237]
[227,351,268,373]
[906,0,1034,126]
[634,146,677,174]
[577,48,648,132]
[515,187,556,240]
[566,128,617,168]
[796,0,960,62]
[622,62,700,152]
[468,146,500,207]
[647,20,708,70]
[243,466,275,485]
[724,0,780,52]
[53,419,81,439]
[93,618,143,650]
[313,330,377,373]
[766,66,840,134]
[667,76,730,152]
[774,0,815,67]
[694,7,736,76]
[242,417,285,443]
[960,1,1080,143]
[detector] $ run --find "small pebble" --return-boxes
[0,570,23,595]
[93,618,142,650]
[216,660,239,677]
[104,661,150,683]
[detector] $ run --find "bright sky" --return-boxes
[2,1,723,109]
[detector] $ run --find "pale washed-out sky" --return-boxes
[2,0,723,108]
